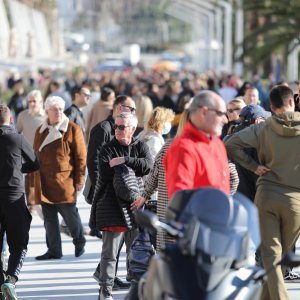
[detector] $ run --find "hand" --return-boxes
[109,157,125,168]
[131,196,146,210]
[76,184,84,192]
[254,165,271,176]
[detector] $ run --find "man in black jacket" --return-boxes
[64,85,91,138]
[0,104,39,299]
[87,95,138,289]
[90,112,152,300]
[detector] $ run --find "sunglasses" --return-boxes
[227,108,240,113]
[113,124,131,131]
[121,104,136,113]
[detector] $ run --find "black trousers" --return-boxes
[41,202,86,257]
[0,194,32,284]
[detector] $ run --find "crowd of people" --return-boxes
[0,67,299,300]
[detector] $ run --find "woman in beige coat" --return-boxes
[33,96,87,260]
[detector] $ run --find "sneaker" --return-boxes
[99,287,113,300]
[114,277,130,290]
[1,276,17,300]
[284,270,300,282]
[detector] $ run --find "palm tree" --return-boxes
[240,0,300,73]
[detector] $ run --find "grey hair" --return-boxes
[188,91,215,115]
[116,112,138,127]
[44,96,65,110]
[27,89,42,102]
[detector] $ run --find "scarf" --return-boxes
[38,113,69,152]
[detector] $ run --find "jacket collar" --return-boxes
[71,104,83,116]
[38,114,69,151]
[182,121,214,142]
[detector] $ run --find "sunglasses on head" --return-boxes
[113,124,131,131]
[121,104,136,113]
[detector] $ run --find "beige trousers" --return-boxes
[255,186,300,300]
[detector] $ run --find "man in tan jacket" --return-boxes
[33,96,87,260]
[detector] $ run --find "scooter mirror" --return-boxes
[280,252,300,268]
[135,209,159,230]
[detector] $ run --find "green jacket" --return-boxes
[225,112,300,192]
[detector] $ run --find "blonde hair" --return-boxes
[135,95,153,128]
[146,106,175,134]
[227,98,246,110]
[175,109,189,138]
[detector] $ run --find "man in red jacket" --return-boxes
[164,90,230,199]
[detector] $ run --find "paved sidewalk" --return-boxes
[15,194,300,299]
[17,196,127,299]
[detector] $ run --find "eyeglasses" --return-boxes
[81,92,91,98]
[121,104,136,113]
[28,100,37,103]
[227,108,240,114]
[113,124,131,131]
[48,107,63,112]
[199,106,227,117]
[207,108,227,117]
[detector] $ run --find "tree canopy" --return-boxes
[242,0,300,65]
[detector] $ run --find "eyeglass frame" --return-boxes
[113,124,132,131]
[121,104,136,113]
[80,91,91,98]
[199,106,227,117]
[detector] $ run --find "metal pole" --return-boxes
[234,0,244,76]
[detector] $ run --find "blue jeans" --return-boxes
[41,203,86,257]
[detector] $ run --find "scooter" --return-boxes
[135,187,300,300]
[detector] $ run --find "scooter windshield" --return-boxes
[177,188,260,263]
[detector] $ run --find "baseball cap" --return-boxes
[239,104,271,122]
